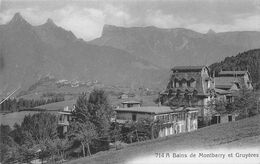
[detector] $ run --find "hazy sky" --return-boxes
[1,0,260,41]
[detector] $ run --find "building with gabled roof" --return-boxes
[114,106,198,137]
[214,70,253,91]
[161,65,215,122]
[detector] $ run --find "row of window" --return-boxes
[156,112,188,122]
[173,80,196,88]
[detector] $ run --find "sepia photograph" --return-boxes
[0,0,260,163]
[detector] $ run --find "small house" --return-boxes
[121,100,141,108]
[214,70,253,91]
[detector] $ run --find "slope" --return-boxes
[67,115,260,164]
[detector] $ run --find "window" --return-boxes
[182,80,187,87]
[187,81,191,87]
[191,81,196,88]
[132,114,137,121]
[179,82,182,87]
[176,81,179,87]
[211,116,220,124]
[228,115,232,122]
[165,115,169,122]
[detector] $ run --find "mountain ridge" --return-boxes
[1,13,260,96]
[0,13,167,96]
[90,24,260,68]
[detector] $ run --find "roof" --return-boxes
[35,100,76,111]
[114,106,198,114]
[214,88,231,95]
[122,100,141,104]
[167,71,205,95]
[172,66,206,72]
[214,77,240,89]
[218,71,248,76]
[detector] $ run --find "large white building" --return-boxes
[114,105,198,138]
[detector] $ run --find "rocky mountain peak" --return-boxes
[46,18,55,25]
[101,24,127,36]
[8,12,30,27]
[207,29,216,35]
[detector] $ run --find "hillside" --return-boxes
[210,49,260,88]
[0,13,167,96]
[90,25,260,68]
[67,115,260,164]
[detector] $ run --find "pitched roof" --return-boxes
[218,71,247,76]
[172,66,206,72]
[122,100,141,104]
[114,106,198,114]
[214,88,231,95]
[214,77,241,90]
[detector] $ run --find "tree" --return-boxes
[0,124,12,163]
[21,112,58,146]
[229,88,258,119]
[72,89,113,152]
[208,97,228,115]
[19,112,59,162]
[45,137,69,162]
[68,121,97,157]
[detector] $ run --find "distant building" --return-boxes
[161,66,215,120]
[212,70,253,124]
[211,112,238,124]
[58,104,75,134]
[121,100,141,108]
[114,106,198,137]
[214,70,253,91]
[119,93,129,99]
[34,100,76,135]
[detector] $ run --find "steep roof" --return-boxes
[172,66,206,72]
[168,72,205,95]
[218,71,248,76]
[122,100,141,104]
[214,88,231,95]
[214,77,240,89]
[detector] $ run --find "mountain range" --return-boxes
[91,25,260,68]
[1,13,260,95]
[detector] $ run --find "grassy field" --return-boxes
[67,115,260,164]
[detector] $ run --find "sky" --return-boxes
[0,0,260,41]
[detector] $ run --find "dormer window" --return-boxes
[191,80,196,88]
[179,82,182,87]
[175,81,179,87]
[187,81,191,87]
[182,80,187,87]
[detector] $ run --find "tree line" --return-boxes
[0,96,65,112]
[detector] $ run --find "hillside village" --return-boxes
[0,11,260,164]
